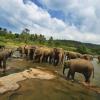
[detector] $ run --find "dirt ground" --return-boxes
[0,57,100,100]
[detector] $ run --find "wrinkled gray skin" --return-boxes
[63,59,94,83]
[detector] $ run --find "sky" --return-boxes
[0,0,100,44]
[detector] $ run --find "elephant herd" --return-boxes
[0,44,100,84]
[17,45,64,66]
[16,45,96,83]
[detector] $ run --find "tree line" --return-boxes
[0,27,100,55]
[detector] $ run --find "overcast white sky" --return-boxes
[0,0,100,44]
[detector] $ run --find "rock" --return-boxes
[0,68,55,94]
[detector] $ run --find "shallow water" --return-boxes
[0,58,100,100]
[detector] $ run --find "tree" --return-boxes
[48,36,53,46]
[38,34,46,44]
[15,33,20,38]
[76,45,89,54]
[0,27,2,31]
[20,28,30,43]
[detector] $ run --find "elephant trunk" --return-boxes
[92,68,94,78]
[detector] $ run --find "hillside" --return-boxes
[0,27,100,55]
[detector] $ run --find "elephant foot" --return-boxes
[65,77,70,80]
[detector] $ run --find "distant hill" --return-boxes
[53,40,100,54]
[54,40,100,49]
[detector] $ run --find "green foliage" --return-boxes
[48,36,53,46]
[76,45,90,54]
[0,27,100,55]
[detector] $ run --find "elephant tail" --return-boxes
[92,68,94,78]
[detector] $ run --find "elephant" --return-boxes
[65,51,82,60]
[28,46,38,60]
[52,48,64,66]
[63,59,94,83]
[17,46,25,57]
[17,45,32,58]
[42,48,53,63]
[24,45,30,58]
[0,49,12,73]
[33,46,53,63]
[33,46,44,63]
[81,54,93,61]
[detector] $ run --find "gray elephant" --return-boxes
[0,49,12,73]
[33,46,52,63]
[52,48,64,66]
[63,59,94,83]
[28,46,37,60]
[81,54,93,61]
[17,46,25,57]
[65,51,82,60]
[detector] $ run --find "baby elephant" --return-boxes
[63,59,94,83]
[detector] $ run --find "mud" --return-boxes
[0,57,100,100]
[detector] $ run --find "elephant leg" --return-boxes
[40,55,43,63]
[2,59,6,73]
[44,56,47,62]
[54,59,59,66]
[85,76,90,83]
[84,72,90,83]
[53,58,56,66]
[43,56,45,63]
[36,55,39,62]
[46,56,49,63]
[67,69,71,79]
[36,56,39,62]
[29,53,33,60]
[0,60,2,68]
[71,72,75,80]
[59,56,61,65]
[49,56,51,64]
[56,57,59,66]
[86,72,92,83]
[50,56,54,64]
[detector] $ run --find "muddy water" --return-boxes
[0,58,100,100]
